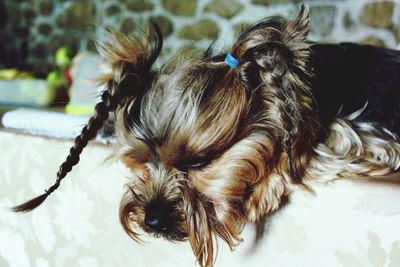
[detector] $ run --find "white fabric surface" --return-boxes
[1,108,90,139]
[0,131,399,267]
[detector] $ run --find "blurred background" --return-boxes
[0,0,400,113]
[1,0,399,73]
[0,0,399,112]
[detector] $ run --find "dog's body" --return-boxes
[14,6,400,267]
[311,43,400,135]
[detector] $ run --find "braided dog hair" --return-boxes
[13,25,162,212]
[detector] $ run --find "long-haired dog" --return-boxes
[14,6,400,267]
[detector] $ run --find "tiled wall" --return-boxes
[0,0,399,72]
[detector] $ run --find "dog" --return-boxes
[14,5,400,267]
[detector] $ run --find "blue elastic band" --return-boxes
[224,53,239,68]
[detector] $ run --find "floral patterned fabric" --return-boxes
[1,131,400,267]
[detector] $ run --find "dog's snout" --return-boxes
[145,212,166,231]
[142,198,188,241]
[145,199,175,232]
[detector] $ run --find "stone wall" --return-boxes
[0,0,399,72]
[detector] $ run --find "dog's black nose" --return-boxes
[145,214,162,228]
[145,198,177,233]
[145,212,167,231]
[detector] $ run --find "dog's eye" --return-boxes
[182,157,210,169]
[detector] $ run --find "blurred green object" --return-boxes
[55,47,73,68]
[47,70,65,90]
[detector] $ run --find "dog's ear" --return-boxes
[96,24,162,109]
[13,25,162,212]
[230,5,318,183]
[232,5,310,76]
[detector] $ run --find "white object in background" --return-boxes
[0,79,53,107]
[66,53,105,114]
[1,108,90,139]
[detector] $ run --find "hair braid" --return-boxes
[13,24,162,212]
[13,90,117,212]
[283,105,300,182]
[269,64,302,183]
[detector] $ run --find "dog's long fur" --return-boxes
[14,6,400,267]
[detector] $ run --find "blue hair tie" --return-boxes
[225,53,239,68]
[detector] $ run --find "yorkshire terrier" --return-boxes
[14,5,400,267]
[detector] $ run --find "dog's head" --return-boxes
[14,6,318,267]
[111,6,317,266]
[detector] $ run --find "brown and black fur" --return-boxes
[14,6,400,267]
